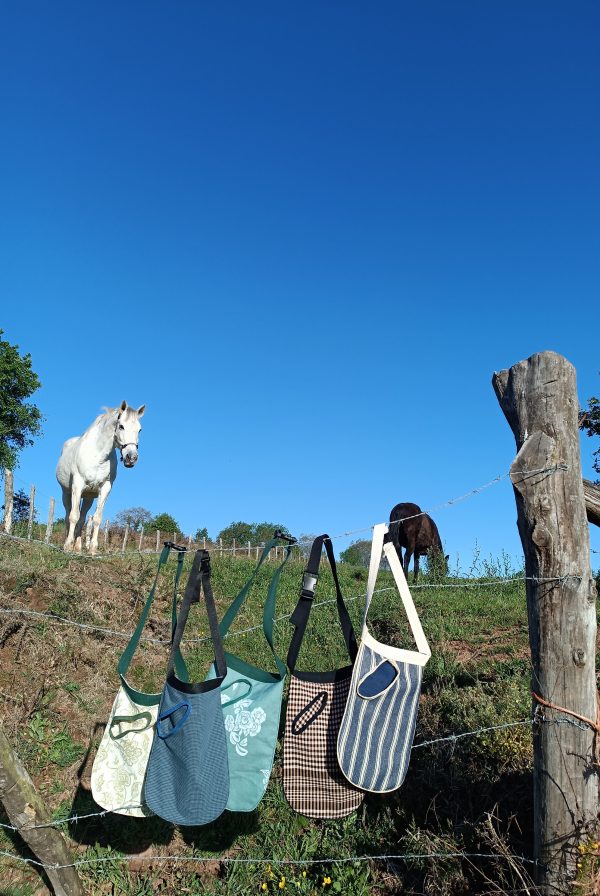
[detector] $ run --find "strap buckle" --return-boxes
[199,551,211,574]
[300,571,318,599]
[274,529,297,545]
[164,540,188,552]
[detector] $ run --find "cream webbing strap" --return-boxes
[363,523,431,665]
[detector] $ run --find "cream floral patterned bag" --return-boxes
[91,544,188,816]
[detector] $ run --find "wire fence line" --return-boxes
[2,462,570,560]
[0,720,538,837]
[0,573,577,649]
[0,848,538,872]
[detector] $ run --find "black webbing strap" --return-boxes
[167,550,227,683]
[286,534,358,672]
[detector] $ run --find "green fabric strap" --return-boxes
[262,544,293,678]
[118,546,188,682]
[218,538,280,636]
[219,537,292,678]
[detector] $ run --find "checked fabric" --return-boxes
[282,535,363,819]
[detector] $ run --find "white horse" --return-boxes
[56,401,145,554]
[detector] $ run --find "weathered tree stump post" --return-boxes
[3,469,13,534]
[493,350,598,894]
[583,479,600,527]
[0,723,84,895]
[45,497,55,544]
[26,485,36,540]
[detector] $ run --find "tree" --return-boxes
[580,387,600,481]
[297,533,317,559]
[216,521,292,545]
[146,513,182,536]
[114,507,153,531]
[0,330,43,470]
[194,526,208,541]
[1,488,35,523]
[340,539,371,567]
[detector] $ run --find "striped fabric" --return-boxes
[283,669,363,819]
[337,639,422,792]
[337,523,430,794]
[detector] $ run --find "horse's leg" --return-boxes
[89,481,112,556]
[413,553,420,583]
[403,548,412,580]
[65,482,84,552]
[74,495,94,553]
[61,488,73,551]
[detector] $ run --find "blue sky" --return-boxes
[1,2,599,571]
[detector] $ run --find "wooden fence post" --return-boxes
[219,538,223,558]
[232,538,236,557]
[45,497,55,544]
[104,520,109,550]
[138,526,144,552]
[156,529,160,552]
[0,723,84,895]
[26,485,35,540]
[3,469,13,534]
[121,526,129,554]
[493,350,598,894]
[247,541,251,556]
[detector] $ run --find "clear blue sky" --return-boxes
[1,2,599,571]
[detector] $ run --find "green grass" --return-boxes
[0,538,549,895]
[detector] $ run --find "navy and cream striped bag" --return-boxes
[337,523,431,793]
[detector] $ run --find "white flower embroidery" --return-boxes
[224,699,267,756]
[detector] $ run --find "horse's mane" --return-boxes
[83,407,118,433]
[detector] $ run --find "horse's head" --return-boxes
[115,400,145,467]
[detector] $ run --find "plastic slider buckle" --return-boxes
[164,540,188,552]
[301,571,318,599]
[199,552,211,574]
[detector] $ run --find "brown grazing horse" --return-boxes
[388,502,448,582]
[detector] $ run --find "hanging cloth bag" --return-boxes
[91,543,189,817]
[337,523,431,793]
[283,535,364,819]
[144,550,230,826]
[206,533,295,812]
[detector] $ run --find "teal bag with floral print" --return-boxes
[206,533,295,812]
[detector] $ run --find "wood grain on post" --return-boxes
[138,526,144,552]
[27,485,35,540]
[156,530,160,552]
[493,351,598,894]
[45,497,55,544]
[103,520,109,550]
[121,526,129,554]
[3,469,13,534]
[583,479,600,527]
[0,724,84,895]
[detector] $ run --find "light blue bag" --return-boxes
[207,533,295,812]
[144,550,230,826]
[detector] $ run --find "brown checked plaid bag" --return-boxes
[283,535,364,819]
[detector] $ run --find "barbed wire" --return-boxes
[0,847,537,871]
[1,463,569,559]
[0,719,537,835]
[0,575,531,647]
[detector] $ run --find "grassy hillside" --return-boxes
[0,536,538,895]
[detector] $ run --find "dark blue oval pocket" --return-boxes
[357,661,398,699]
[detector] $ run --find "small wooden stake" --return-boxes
[0,723,84,895]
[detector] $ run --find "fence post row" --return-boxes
[493,350,598,895]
